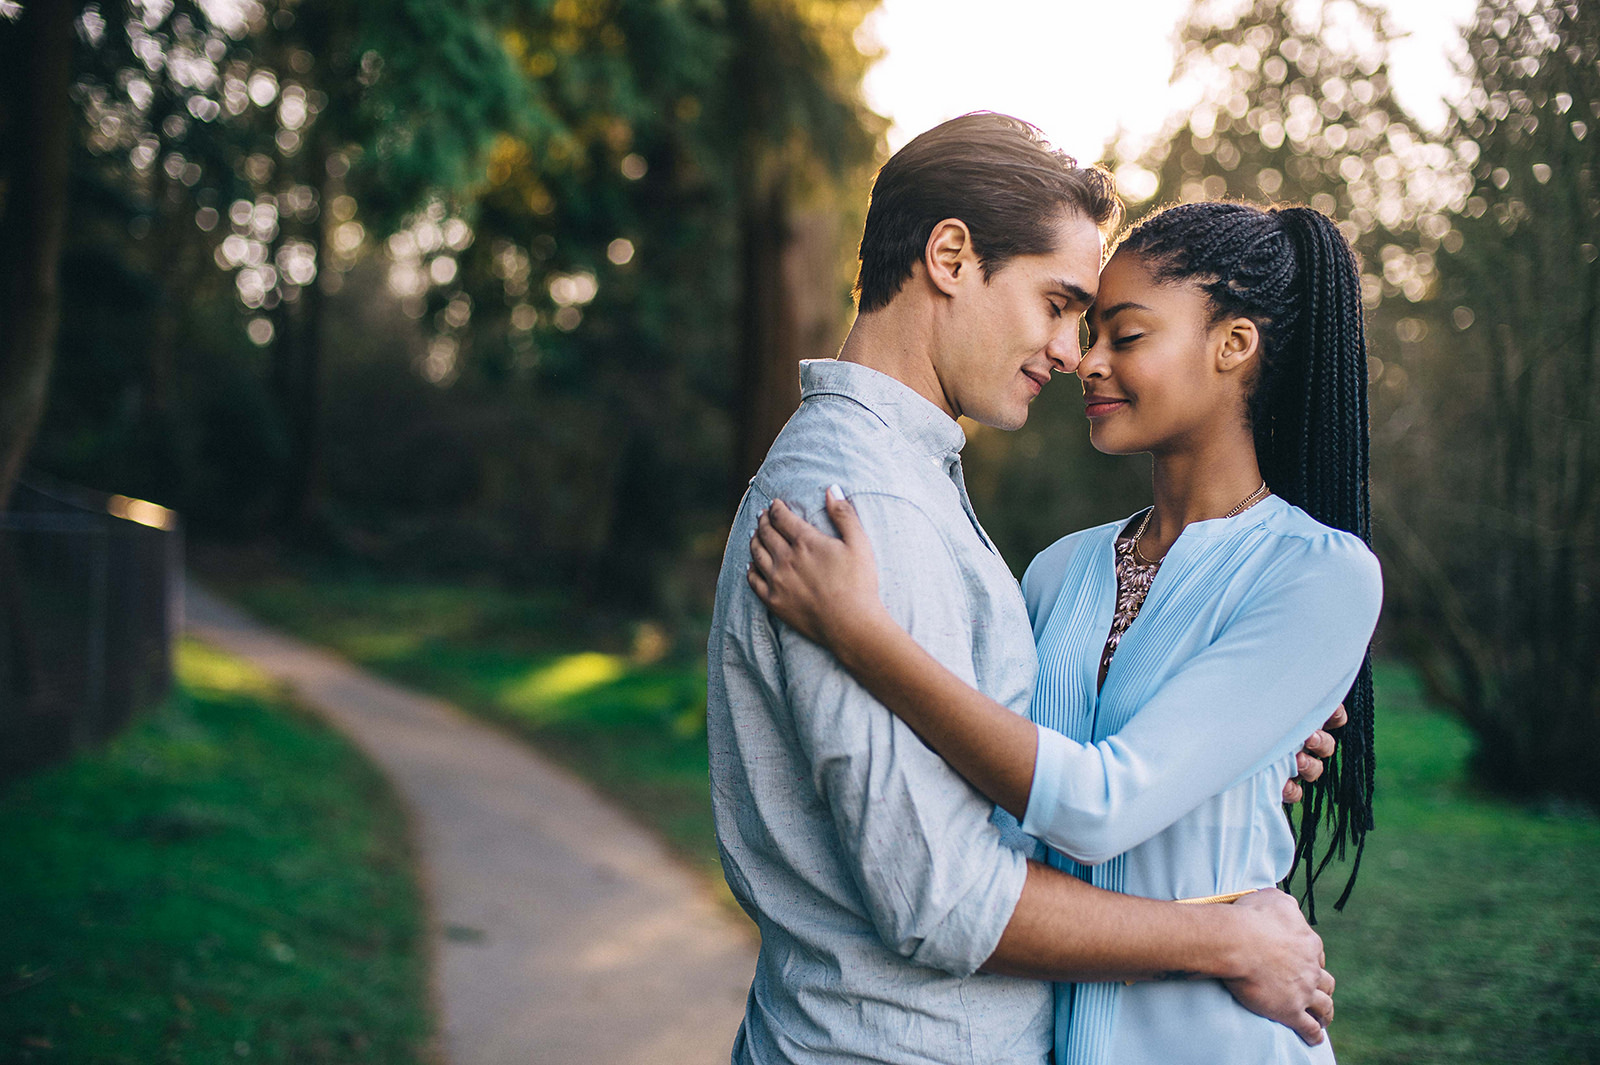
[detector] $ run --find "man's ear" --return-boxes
[924,218,977,298]
[1216,316,1261,374]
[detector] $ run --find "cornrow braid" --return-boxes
[1114,201,1376,920]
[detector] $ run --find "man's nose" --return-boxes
[1046,325,1082,374]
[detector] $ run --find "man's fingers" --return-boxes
[1290,1010,1327,1046]
[824,484,866,546]
[1308,989,1335,1029]
[1295,752,1325,783]
[1324,703,1348,730]
[1281,780,1303,805]
[1319,968,1335,996]
[1303,729,1335,760]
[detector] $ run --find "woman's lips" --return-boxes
[1084,398,1128,418]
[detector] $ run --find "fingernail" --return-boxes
[827,484,843,501]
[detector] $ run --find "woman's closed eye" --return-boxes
[1112,332,1145,348]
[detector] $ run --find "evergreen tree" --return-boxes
[1113,0,1466,339]
[316,0,883,602]
[2,0,534,521]
[16,0,885,608]
[1389,0,1599,800]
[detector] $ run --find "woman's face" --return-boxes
[1077,250,1257,456]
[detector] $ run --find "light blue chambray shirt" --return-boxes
[707,359,1052,1065]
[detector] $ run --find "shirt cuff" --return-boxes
[1021,722,1070,843]
[907,845,1029,978]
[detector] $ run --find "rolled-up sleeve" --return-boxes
[1022,534,1383,866]
[777,492,1028,977]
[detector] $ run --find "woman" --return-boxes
[746,201,1381,1064]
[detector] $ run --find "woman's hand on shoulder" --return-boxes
[748,487,888,652]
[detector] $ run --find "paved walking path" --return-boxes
[185,581,756,1065]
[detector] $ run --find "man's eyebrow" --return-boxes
[1049,280,1095,307]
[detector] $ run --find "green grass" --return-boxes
[217,573,1600,1064]
[0,640,434,1065]
[1318,663,1600,1064]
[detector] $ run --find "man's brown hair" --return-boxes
[854,112,1122,313]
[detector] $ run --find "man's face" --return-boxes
[932,208,1103,431]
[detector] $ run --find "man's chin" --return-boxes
[972,407,1030,432]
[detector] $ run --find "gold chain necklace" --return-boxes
[1131,480,1270,565]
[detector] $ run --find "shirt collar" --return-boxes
[799,359,967,459]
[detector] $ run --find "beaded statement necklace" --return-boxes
[1098,482,1271,687]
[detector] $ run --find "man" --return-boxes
[707,112,1339,1065]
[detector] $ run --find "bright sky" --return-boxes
[859,0,1478,161]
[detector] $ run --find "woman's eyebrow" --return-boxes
[1090,300,1152,323]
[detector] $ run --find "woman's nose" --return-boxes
[1077,339,1108,381]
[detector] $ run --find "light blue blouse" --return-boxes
[1018,495,1382,1065]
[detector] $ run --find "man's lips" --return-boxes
[1022,368,1050,395]
[1084,395,1128,418]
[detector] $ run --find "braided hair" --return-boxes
[1114,201,1375,919]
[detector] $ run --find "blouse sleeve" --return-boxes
[1020,532,1382,866]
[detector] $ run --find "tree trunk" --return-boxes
[732,173,848,500]
[734,175,800,499]
[142,169,197,505]
[0,0,77,513]
[271,134,332,533]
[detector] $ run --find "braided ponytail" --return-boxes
[1269,206,1375,919]
[1115,201,1376,919]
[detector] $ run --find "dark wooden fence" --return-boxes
[0,476,182,781]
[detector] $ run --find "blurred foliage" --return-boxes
[1381,0,1599,802]
[26,0,884,613]
[25,0,538,526]
[1109,0,1469,476]
[1122,0,1464,279]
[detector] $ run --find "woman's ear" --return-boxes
[924,218,977,297]
[1216,316,1261,374]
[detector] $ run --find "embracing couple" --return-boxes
[707,112,1380,1065]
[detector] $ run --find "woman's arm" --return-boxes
[748,491,1042,818]
[748,489,1367,859]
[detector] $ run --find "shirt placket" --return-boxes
[943,453,996,554]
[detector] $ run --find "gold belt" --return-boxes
[1175,889,1257,905]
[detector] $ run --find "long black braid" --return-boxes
[1114,201,1375,920]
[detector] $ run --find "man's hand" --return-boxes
[1222,889,1334,1045]
[1281,703,1348,804]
